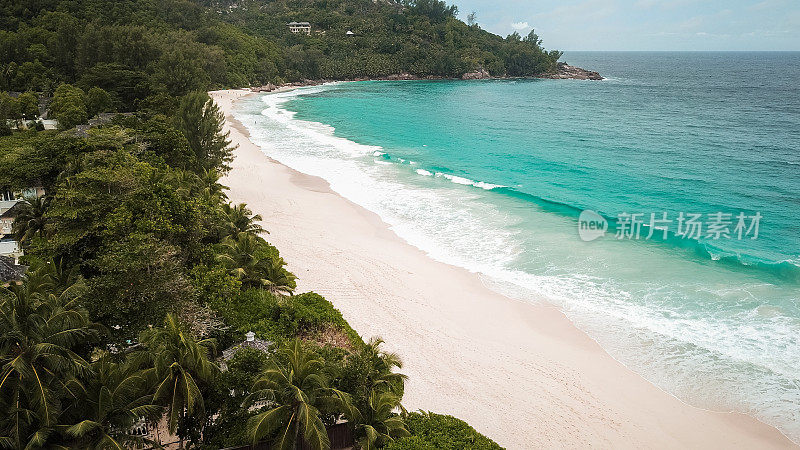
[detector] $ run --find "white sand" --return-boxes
[211,89,795,449]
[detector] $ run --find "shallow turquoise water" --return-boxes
[234,52,800,441]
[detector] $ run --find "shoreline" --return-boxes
[211,88,795,449]
[249,64,603,93]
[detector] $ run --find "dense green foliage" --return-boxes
[1,0,560,110]
[211,288,362,346]
[0,0,517,447]
[385,411,504,449]
[211,0,562,79]
[0,270,160,449]
[0,99,498,448]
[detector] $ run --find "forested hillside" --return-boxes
[1,0,561,103]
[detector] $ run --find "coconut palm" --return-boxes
[64,356,162,449]
[0,277,97,449]
[260,256,295,296]
[136,313,218,439]
[334,390,409,450]
[216,232,265,285]
[359,338,406,395]
[201,168,228,203]
[167,169,201,199]
[11,195,50,245]
[221,202,265,237]
[246,340,330,450]
[31,257,81,294]
[342,338,407,410]
[216,233,295,293]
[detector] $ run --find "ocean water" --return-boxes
[234,52,800,442]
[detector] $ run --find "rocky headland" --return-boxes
[249,63,603,92]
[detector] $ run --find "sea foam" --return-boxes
[234,84,800,443]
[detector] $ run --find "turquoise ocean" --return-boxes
[234,52,800,441]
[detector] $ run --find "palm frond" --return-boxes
[246,405,290,445]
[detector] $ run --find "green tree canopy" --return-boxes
[49,83,87,130]
[174,91,234,173]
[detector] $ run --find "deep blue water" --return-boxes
[235,52,800,441]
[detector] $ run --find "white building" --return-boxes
[288,21,311,35]
[0,187,45,261]
[0,240,21,262]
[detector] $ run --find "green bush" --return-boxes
[211,288,361,347]
[385,411,504,450]
[191,263,242,307]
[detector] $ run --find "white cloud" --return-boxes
[511,21,530,30]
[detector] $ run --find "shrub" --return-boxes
[258,291,361,346]
[210,288,361,348]
[191,263,242,307]
[385,411,504,450]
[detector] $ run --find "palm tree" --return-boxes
[334,390,409,450]
[11,195,50,245]
[342,338,407,408]
[216,232,264,285]
[31,257,81,294]
[359,338,406,395]
[201,168,228,203]
[167,169,201,199]
[136,313,218,442]
[261,256,295,296]
[221,203,265,236]
[216,233,295,293]
[64,356,162,449]
[166,168,228,205]
[246,340,330,450]
[0,277,98,449]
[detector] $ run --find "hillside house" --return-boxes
[0,186,45,261]
[288,21,311,35]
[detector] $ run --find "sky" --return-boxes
[452,0,800,51]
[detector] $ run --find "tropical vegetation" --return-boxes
[0,0,511,447]
[385,411,504,450]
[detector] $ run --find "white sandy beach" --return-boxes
[211,88,796,449]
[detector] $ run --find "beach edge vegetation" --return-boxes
[0,0,513,447]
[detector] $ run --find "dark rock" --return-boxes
[541,62,603,80]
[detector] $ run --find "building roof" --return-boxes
[221,332,274,361]
[288,21,311,26]
[0,255,26,282]
[0,202,22,219]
